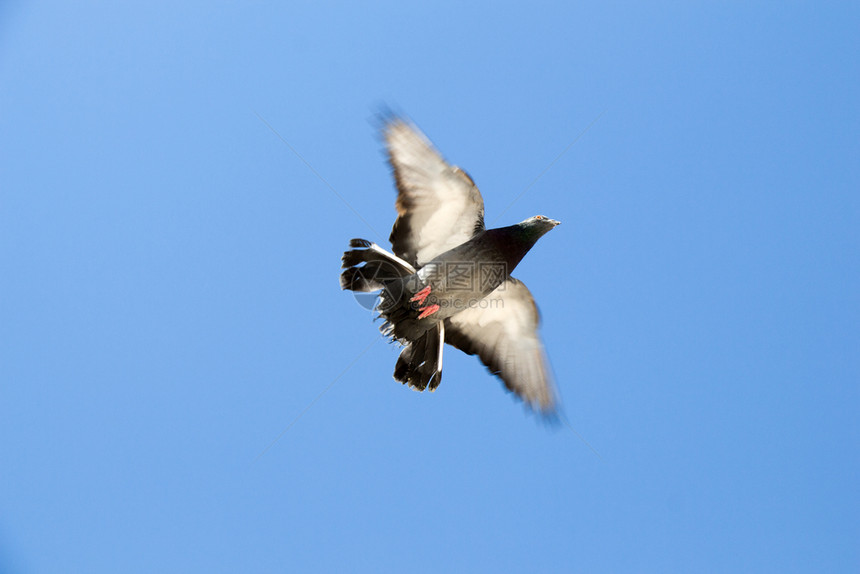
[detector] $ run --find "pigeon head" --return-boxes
[486,215,561,274]
[518,215,561,240]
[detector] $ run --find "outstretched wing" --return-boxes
[384,117,485,267]
[444,277,557,413]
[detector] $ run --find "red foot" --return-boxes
[410,285,432,305]
[417,304,440,319]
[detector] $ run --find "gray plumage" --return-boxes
[341,116,561,413]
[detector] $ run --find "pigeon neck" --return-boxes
[486,225,543,274]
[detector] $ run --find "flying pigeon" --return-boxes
[340,116,561,413]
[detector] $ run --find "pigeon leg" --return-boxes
[417,304,440,319]
[410,285,432,305]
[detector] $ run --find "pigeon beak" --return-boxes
[549,218,561,227]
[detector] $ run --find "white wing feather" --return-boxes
[444,277,557,412]
[385,119,485,267]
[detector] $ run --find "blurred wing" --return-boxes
[384,118,485,267]
[444,277,557,413]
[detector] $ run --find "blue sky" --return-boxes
[1,2,857,572]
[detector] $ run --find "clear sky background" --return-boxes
[1,2,857,573]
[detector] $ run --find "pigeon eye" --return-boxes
[535,215,543,220]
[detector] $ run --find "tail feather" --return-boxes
[340,238,415,292]
[341,238,445,391]
[393,323,444,391]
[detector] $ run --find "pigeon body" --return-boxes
[340,117,561,413]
